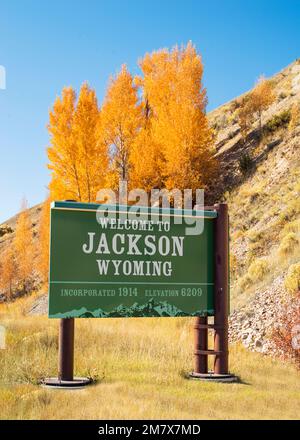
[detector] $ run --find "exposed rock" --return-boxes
[27,294,48,316]
[229,276,290,355]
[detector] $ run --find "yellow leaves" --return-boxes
[130,118,164,191]
[251,76,275,113]
[101,65,142,184]
[0,246,16,299]
[47,84,108,202]
[47,42,218,202]
[238,76,275,138]
[14,199,34,292]
[136,42,217,192]
[73,83,105,202]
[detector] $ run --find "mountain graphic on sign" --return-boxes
[50,298,213,318]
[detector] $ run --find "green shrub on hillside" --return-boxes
[285,263,300,295]
[239,152,253,174]
[264,110,291,134]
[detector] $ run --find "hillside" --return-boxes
[0,59,299,356]
[208,59,300,354]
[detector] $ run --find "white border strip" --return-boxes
[52,207,215,220]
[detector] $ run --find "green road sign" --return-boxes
[48,201,216,318]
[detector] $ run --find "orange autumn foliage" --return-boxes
[250,76,275,131]
[130,112,164,191]
[238,76,275,138]
[135,42,217,192]
[47,84,108,202]
[47,43,218,203]
[0,247,16,299]
[100,65,142,188]
[14,199,34,292]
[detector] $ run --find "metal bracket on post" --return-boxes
[190,203,238,383]
[42,200,92,389]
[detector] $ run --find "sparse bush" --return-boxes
[248,258,269,281]
[289,103,300,131]
[213,114,228,131]
[228,110,239,124]
[239,152,253,174]
[238,258,269,290]
[0,224,13,237]
[280,219,300,237]
[285,263,300,294]
[278,91,288,101]
[264,110,291,134]
[279,198,300,223]
[247,229,263,243]
[278,232,299,256]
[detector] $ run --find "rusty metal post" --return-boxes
[58,318,74,381]
[190,203,237,382]
[213,203,229,374]
[194,316,208,374]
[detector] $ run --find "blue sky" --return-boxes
[0,0,299,222]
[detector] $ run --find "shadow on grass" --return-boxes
[180,370,251,385]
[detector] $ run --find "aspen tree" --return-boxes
[47,85,107,202]
[137,42,217,192]
[0,247,16,299]
[250,76,275,135]
[130,101,164,191]
[73,83,107,201]
[101,65,142,187]
[14,200,34,293]
[47,87,80,200]
[239,76,275,138]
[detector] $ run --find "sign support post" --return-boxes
[213,203,229,375]
[42,201,92,389]
[58,318,74,381]
[43,317,91,388]
[194,316,208,374]
[190,203,238,382]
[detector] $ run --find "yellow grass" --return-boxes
[0,297,299,420]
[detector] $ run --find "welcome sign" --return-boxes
[48,201,216,318]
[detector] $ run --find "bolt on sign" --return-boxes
[48,201,216,318]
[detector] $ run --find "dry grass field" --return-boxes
[0,294,299,420]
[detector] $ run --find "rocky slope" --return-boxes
[208,59,300,355]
